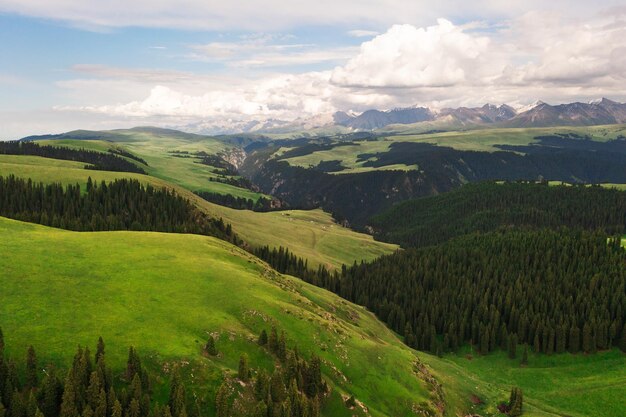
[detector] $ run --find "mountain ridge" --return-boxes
[173,98,626,135]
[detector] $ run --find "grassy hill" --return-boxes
[2,216,624,417]
[277,124,626,174]
[34,129,264,201]
[423,348,626,417]
[0,216,430,417]
[0,153,397,269]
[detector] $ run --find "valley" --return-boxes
[1,123,625,417]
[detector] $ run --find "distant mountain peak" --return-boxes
[174,98,626,135]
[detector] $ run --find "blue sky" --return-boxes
[0,0,625,138]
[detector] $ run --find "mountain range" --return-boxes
[176,98,626,135]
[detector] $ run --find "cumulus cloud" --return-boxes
[331,19,491,88]
[51,14,626,131]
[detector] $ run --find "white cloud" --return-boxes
[187,36,356,68]
[347,30,379,37]
[331,19,492,88]
[44,14,626,133]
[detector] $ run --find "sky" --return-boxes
[1,0,626,138]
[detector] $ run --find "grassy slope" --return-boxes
[202,207,398,270]
[421,348,626,417]
[0,216,428,417]
[36,132,264,201]
[279,124,626,173]
[0,154,397,269]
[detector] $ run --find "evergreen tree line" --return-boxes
[339,230,626,355]
[195,155,238,176]
[208,176,254,190]
[213,326,326,417]
[107,149,148,167]
[0,142,146,174]
[194,192,276,212]
[370,181,626,248]
[253,230,626,356]
[0,330,190,417]
[0,176,238,244]
[251,246,340,294]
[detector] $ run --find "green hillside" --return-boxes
[34,129,264,201]
[2,216,624,417]
[0,153,397,269]
[422,348,626,417]
[0,216,430,417]
[277,124,626,174]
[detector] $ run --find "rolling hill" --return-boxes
[0,216,432,417]
[0,152,397,269]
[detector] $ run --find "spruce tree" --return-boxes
[59,370,79,417]
[582,323,592,353]
[214,384,229,417]
[25,346,37,390]
[258,330,268,346]
[41,372,62,417]
[569,326,580,353]
[277,332,287,361]
[95,339,105,363]
[168,368,185,417]
[238,354,250,382]
[619,324,626,353]
[110,401,122,417]
[203,337,217,356]
[508,335,517,359]
[268,327,278,353]
[509,388,523,417]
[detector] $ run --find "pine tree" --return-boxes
[569,326,580,353]
[11,392,25,417]
[25,346,38,390]
[27,391,38,417]
[168,368,185,417]
[508,334,517,359]
[41,372,62,417]
[110,401,122,417]
[95,338,105,363]
[520,345,528,366]
[619,324,626,353]
[59,370,79,417]
[125,348,141,382]
[509,388,523,417]
[277,332,287,361]
[203,337,217,356]
[555,325,566,354]
[582,323,592,353]
[238,354,250,382]
[214,384,229,417]
[93,391,106,417]
[258,330,268,346]
[269,327,278,353]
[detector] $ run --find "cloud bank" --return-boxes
[57,14,626,128]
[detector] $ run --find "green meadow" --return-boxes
[0,153,397,269]
[0,217,429,417]
[277,124,626,173]
[422,348,626,417]
[35,130,265,201]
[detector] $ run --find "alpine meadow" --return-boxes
[1,1,625,417]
